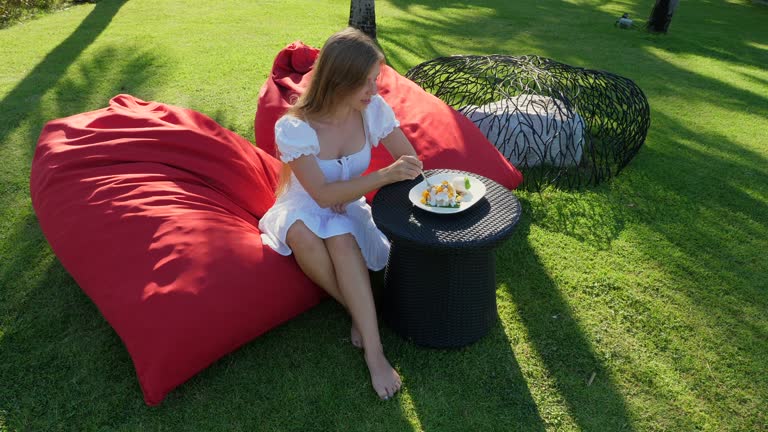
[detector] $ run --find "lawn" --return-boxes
[1,0,767,430]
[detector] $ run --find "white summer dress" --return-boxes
[258,95,400,271]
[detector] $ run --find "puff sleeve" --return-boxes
[364,95,400,146]
[274,116,320,162]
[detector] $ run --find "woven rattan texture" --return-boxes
[406,55,650,190]
[383,245,497,348]
[372,169,521,347]
[372,170,521,252]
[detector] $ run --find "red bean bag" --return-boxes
[255,41,319,156]
[30,94,324,406]
[255,41,524,197]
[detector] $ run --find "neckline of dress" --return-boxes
[315,140,369,162]
[306,108,370,162]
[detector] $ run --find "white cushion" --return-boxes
[461,95,584,168]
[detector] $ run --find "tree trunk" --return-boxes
[349,0,376,40]
[647,0,679,33]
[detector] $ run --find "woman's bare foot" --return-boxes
[350,324,363,349]
[364,348,402,400]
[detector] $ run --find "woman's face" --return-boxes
[347,62,381,112]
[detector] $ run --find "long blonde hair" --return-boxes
[275,27,385,196]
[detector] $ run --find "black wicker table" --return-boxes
[372,169,522,348]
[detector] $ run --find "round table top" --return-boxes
[372,169,522,250]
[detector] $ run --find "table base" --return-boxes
[382,241,498,348]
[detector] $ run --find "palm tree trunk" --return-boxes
[647,0,679,33]
[349,0,376,40]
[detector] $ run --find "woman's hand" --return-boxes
[382,155,423,183]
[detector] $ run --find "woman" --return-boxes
[258,27,422,400]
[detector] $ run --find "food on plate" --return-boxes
[420,178,472,208]
[451,176,472,193]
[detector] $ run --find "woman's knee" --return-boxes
[325,233,360,254]
[286,221,323,252]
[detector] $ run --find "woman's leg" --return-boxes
[285,221,363,348]
[325,233,402,400]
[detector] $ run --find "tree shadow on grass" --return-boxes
[495,216,638,431]
[637,112,766,426]
[520,96,767,251]
[0,213,543,431]
[525,191,630,250]
[378,0,768,122]
[383,0,768,74]
[0,212,143,431]
[123,276,543,430]
[377,2,518,73]
[0,0,128,151]
[387,0,489,11]
[0,214,414,430]
[509,106,768,428]
[388,323,546,431]
[615,108,767,307]
[377,0,766,247]
[19,44,165,161]
[0,40,166,432]
[645,0,768,72]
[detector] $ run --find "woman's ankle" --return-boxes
[363,344,385,358]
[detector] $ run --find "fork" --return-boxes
[420,170,433,187]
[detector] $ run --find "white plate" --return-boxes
[408,173,487,214]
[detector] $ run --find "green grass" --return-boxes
[1,0,767,430]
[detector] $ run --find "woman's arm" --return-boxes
[381,128,418,159]
[289,152,422,208]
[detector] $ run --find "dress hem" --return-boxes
[260,213,389,271]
